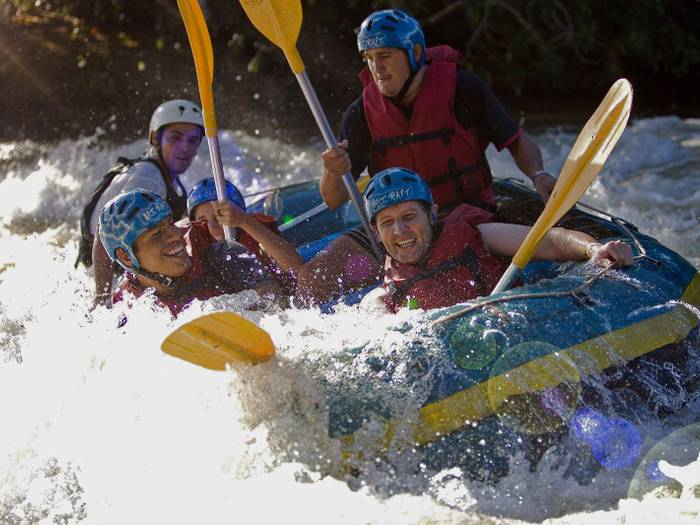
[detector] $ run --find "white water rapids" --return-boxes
[1,116,699,524]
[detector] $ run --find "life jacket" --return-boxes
[75,156,188,268]
[360,45,494,208]
[382,204,507,312]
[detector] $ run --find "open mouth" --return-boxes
[395,239,416,249]
[163,243,186,257]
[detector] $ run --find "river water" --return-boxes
[1,116,699,524]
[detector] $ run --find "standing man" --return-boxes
[298,9,556,303]
[76,100,205,304]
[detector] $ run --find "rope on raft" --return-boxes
[433,261,645,326]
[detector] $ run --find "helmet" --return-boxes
[364,167,433,222]
[148,99,204,138]
[99,189,173,270]
[187,178,246,218]
[357,10,426,71]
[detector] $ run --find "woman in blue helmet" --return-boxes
[98,188,293,317]
[360,168,633,313]
[300,10,557,304]
[81,99,206,304]
[186,178,303,274]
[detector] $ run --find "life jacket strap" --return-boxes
[373,127,455,155]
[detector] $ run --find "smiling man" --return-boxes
[300,9,557,304]
[77,99,205,305]
[98,189,288,317]
[363,168,634,313]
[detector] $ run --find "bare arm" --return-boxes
[92,228,115,303]
[507,133,557,202]
[211,201,303,273]
[319,139,352,209]
[477,223,634,266]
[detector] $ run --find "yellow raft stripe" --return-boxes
[411,271,700,445]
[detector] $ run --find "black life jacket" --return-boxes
[74,156,187,268]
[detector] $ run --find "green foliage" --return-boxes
[3,0,698,104]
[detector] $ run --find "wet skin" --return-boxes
[156,123,202,175]
[374,201,436,265]
[132,216,192,277]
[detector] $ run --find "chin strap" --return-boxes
[388,67,418,105]
[131,266,178,289]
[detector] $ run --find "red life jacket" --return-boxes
[360,45,494,208]
[382,204,507,312]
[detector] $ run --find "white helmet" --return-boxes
[148,99,204,137]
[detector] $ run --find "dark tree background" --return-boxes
[1,0,698,142]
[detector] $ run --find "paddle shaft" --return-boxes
[294,71,383,258]
[205,136,235,240]
[491,79,632,294]
[178,0,234,241]
[492,263,520,294]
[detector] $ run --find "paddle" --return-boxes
[237,0,383,258]
[177,0,234,240]
[161,311,276,370]
[491,78,633,294]
[249,175,372,232]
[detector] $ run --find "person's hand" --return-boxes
[321,139,351,178]
[588,240,634,267]
[211,200,249,228]
[533,172,557,202]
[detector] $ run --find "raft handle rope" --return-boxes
[433,258,648,326]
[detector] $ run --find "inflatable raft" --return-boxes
[244,177,700,480]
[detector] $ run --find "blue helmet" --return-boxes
[99,189,172,270]
[187,178,246,218]
[357,10,426,72]
[364,167,433,222]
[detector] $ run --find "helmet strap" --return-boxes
[389,62,418,104]
[132,266,178,289]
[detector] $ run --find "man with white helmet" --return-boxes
[76,99,205,304]
[301,10,557,303]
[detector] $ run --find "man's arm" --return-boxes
[319,139,352,209]
[92,228,116,304]
[477,223,634,266]
[319,99,369,209]
[506,133,557,202]
[211,201,303,273]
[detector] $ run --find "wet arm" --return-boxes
[238,215,303,273]
[507,134,556,201]
[92,228,115,301]
[478,223,594,261]
[211,201,303,273]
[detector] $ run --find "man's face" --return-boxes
[132,216,192,277]
[362,47,411,98]
[374,200,433,265]
[156,123,202,175]
[192,201,225,242]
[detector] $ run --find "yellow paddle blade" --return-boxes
[178,0,218,134]
[238,0,305,73]
[356,174,371,193]
[512,78,633,268]
[161,311,276,370]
